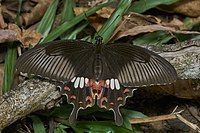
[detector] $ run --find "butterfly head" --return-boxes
[95,35,103,45]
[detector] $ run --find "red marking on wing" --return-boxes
[64,86,70,91]
[89,80,106,97]
[110,102,114,107]
[99,97,108,108]
[70,95,76,100]
[86,96,93,105]
[117,97,123,101]
[123,88,130,94]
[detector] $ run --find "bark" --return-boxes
[146,40,200,79]
[0,79,60,130]
[0,40,199,130]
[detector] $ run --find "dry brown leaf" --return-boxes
[88,0,105,7]
[110,13,165,40]
[1,5,18,24]
[8,24,42,48]
[96,7,114,18]
[74,7,114,31]
[1,0,52,26]
[22,0,52,26]
[74,7,114,18]
[0,30,17,43]
[162,17,187,30]
[115,24,200,40]
[0,5,7,29]
[20,29,42,47]
[8,24,21,40]
[158,0,200,17]
[74,7,89,15]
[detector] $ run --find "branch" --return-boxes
[146,40,200,79]
[0,79,61,130]
[0,40,199,130]
[130,111,200,132]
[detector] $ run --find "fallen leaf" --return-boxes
[20,29,42,48]
[162,17,187,31]
[113,24,200,40]
[22,0,52,26]
[0,30,17,43]
[0,5,7,29]
[1,0,52,26]
[158,0,200,17]
[8,24,42,47]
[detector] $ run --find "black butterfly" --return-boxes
[15,36,177,126]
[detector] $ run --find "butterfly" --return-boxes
[14,36,177,126]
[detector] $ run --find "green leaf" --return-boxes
[3,43,17,92]
[121,109,147,119]
[16,0,23,26]
[191,35,200,40]
[121,109,147,131]
[174,33,194,42]
[36,0,59,39]
[65,22,89,40]
[41,0,113,43]
[50,104,73,118]
[60,0,76,40]
[54,123,69,133]
[132,31,173,46]
[72,121,133,133]
[29,115,46,133]
[129,0,179,13]
[95,0,132,44]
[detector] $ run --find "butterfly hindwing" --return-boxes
[97,84,136,126]
[61,78,95,124]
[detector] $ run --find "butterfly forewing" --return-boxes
[15,40,95,82]
[101,43,177,87]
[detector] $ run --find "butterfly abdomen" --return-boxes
[93,53,103,80]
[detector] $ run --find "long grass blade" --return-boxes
[3,43,17,92]
[95,0,132,44]
[36,0,59,40]
[41,0,113,43]
[60,0,76,40]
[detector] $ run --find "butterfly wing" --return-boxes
[96,43,178,125]
[96,85,136,126]
[15,40,96,124]
[15,40,95,82]
[101,43,177,87]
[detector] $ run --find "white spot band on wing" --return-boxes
[71,77,76,82]
[80,77,84,88]
[74,77,80,88]
[115,79,120,90]
[110,78,115,90]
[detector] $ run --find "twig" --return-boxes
[176,114,200,133]
[130,107,200,132]
[129,113,177,124]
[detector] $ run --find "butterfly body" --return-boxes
[15,36,178,126]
